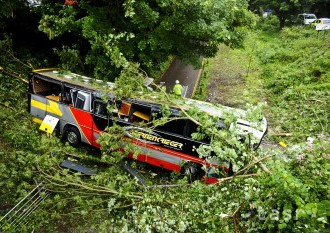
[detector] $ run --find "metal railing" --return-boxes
[0,183,49,232]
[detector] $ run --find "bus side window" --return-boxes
[183,120,198,138]
[32,76,61,99]
[74,91,91,111]
[130,104,151,124]
[93,101,109,131]
[62,86,72,104]
[156,119,186,136]
[94,101,107,117]
[118,102,131,121]
[75,95,85,109]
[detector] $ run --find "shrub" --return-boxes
[257,15,280,32]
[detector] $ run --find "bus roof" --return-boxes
[32,69,264,126]
[32,69,116,93]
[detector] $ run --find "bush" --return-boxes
[257,15,280,32]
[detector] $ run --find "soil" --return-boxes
[206,44,251,108]
[206,44,280,150]
[157,45,277,149]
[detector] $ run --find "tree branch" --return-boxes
[152,82,201,126]
[5,50,34,69]
[37,166,144,200]
[271,133,292,137]
[216,173,258,184]
[231,201,246,233]
[253,156,270,174]
[231,201,246,218]
[236,154,274,175]
[0,66,28,84]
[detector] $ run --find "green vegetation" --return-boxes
[37,0,254,80]
[194,26,330,232]
[253,27,329,141]
[249,0,329,27]
[0,1,330,232]
[206,26,329,142]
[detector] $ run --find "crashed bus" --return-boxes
[28,69,267,183]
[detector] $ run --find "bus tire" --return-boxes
[228,163,234,176]
[64,126,81,147]
[181,163,199,183]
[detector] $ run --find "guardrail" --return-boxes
[0,183,49,232]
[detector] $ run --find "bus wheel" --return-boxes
[65,127,81,147]
[182,163,198,183]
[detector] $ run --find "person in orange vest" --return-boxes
[173,80,183,96]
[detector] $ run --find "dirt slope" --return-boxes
[206,44,265,108]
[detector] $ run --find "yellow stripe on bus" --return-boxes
[31,99,63,116]
[32,68,59,73]
[33,117,43,124]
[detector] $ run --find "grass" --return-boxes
[206,27,330,144]
[205,43,267,109]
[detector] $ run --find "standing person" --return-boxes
[173,80,183,96]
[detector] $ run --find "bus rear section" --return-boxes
[28,71,96,146]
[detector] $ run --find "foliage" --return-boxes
[193,60,210,101]
[53,45,83,71]
[0,0,29,28]
[248,0,315,27]
[0,3,330,233]
[38,0,255,80]
[256,15,280,32]
[310,0,330,17]
[252,26,330,140]
[245,142,330,232]
[198,23,330,232]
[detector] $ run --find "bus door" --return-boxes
[92,100,109,147]
[68,90,94,145]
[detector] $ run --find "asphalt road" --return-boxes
[156,58,202,98]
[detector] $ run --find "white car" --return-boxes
[298,13,317,25]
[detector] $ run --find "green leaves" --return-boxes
[244,142,330,232]
[39,7,81,40]
[1,1,329,232]
[254,26,330,139]
[37,0,254,80]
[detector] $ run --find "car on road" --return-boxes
[311,18,330,27]
[298,13,317,25]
